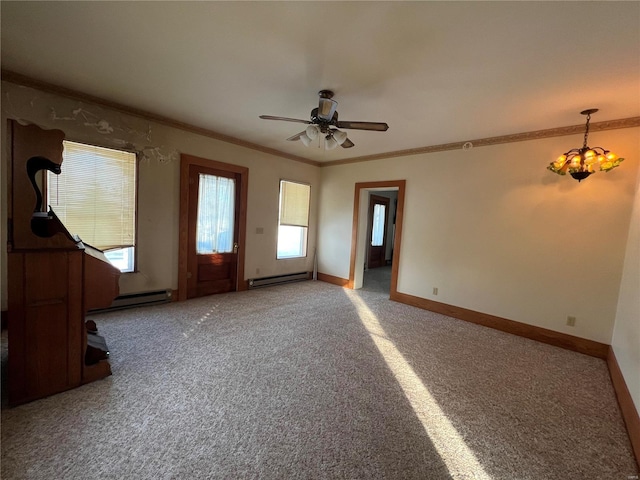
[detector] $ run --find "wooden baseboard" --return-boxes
[317,273,351,288]
[390,291,609,359]
[607,348,640,469]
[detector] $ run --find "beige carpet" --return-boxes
[1,281,637,479]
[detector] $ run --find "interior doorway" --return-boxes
[349,180,405,297]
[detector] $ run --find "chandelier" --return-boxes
[547,109,624,182]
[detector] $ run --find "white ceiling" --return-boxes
[2,1,639,163]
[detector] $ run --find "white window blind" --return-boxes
[279,181,310,227]
[48,141,137,250]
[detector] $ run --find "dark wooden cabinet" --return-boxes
[7,120,120,406]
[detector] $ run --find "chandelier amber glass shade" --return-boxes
[547,109,624,182]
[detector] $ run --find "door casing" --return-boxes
[349,180,405,296]
[178,154,248,301]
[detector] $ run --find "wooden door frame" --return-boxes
[178,154,248,301]
[349,180,405,295]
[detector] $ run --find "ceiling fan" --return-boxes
[259,90,389,150]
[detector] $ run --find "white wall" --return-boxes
[1,82,320,308]
[612,164,640,412]
[318,128,639,344]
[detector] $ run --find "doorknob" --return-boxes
[233,243,239,254]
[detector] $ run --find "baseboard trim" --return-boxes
[390,291,609,359]
[317,273,351,288]
[334,283,634,463]
[607,348,640,468]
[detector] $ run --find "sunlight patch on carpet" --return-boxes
[346,290,492,480]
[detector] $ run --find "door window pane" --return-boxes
[196,174,235,254]
[371,204,385,246]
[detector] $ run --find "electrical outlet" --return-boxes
[433,287,438,295]
[567,316,576,327]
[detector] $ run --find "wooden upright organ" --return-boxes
[7,121,121,406]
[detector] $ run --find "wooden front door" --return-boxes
[186,165,240,298]
[367,194,389,269]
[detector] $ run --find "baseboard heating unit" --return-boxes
[90,289,173,313]
[249,272,310,288]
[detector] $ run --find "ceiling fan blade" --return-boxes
[335,121,389,132]
[286,131,307,141]
[341,138,355,148]
[259,115,311,125]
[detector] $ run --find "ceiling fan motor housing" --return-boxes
[310,108,339,132]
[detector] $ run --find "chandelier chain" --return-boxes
[583,112,591,149]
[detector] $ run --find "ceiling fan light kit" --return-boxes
[306,125,319,140]
[299,132,313,147]
[333,130,348,145]
[259,90,389,151]
[547,109,624,182]
[325,135,339,150]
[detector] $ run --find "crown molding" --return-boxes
[1,69,320,167]
[321,116,640,167]
[4,70,638,169]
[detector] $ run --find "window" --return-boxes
[277,180,310,259]
[371,204,386,246]
[47,141,137,272]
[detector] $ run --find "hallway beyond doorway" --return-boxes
[362,265,392,293]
